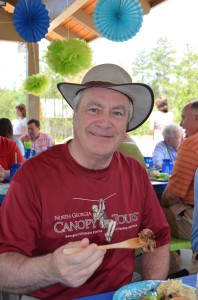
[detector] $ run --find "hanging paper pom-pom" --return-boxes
[94,0,143,42]
[23,74,50,96]
[45,38,92,76]
[13,0,50,43]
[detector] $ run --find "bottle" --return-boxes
[162,159,173,175]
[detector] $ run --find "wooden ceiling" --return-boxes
[1,0,168,43]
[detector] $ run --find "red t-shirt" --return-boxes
[0,136,24,169]
[0,143,170,299]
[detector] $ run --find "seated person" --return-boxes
[118,142,146,168]
[0,64,170,299]
[0,136,24,182]
[20,119,55,155]
[162,100,198,275]
[123,133,137,145]
[0,118,25,156]
[153,123,183,169]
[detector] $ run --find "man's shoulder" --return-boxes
[180,132,198,150]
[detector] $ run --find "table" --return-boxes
[0,182,9,205]
[76,274,197,299]
[151,180,168,203]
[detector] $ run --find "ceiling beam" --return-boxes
[71,9,102,38]
[48,0,88,33]
[51,25,79,39]
[150,0,168,8]
[6,0,17,5]
[0,10,25,42]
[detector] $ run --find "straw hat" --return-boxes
[57,64,154,131]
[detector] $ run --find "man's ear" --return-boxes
[194,113,198,122]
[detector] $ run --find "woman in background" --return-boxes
[13,103,26,138]
[150,96,174,148]
[0,118,25,156]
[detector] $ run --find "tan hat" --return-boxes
[57,64,154,131]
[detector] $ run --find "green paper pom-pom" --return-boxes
[45,38,92,76]
[23,74,50,96]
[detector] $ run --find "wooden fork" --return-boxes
[63,237,146,254]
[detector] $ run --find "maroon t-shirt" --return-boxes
[0,143,170,299]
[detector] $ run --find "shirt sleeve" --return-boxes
[166,138,198,199]
[153,142,165,168]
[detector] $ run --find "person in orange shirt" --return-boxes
[162,99,198,275]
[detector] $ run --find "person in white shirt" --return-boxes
[13,103,26,139]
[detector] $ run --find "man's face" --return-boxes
[166,129,183,150]
[73,87,130,158]
[180,105,198,137]
[28,123,40,140]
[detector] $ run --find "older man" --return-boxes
[162,100,198,275]
[153,123,183,169]
[20,119,55,155]
[0,64,170,300]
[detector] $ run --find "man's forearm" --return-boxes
[162,188,180,207]
[141,244,170,280]
[0,252,56,294]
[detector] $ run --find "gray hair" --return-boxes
[73,89,133,124]
[162,123,182,139]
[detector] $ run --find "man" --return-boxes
[20,119,55,155]
[0,64,170,300]
[162,100,198,275]
[153,123,183,169]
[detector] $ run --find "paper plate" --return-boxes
[113,280,194,300]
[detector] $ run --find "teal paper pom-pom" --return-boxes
[23,74,50,96]
[45,38,92,76]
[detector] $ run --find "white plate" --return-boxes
[113,280,194,300]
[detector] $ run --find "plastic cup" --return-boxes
[144,157,153,169]
[10,163,22,180]
[162,159,173,175]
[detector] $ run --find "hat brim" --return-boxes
[57,82,154,132]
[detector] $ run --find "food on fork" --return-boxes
[138,229,156,252]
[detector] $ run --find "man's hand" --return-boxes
[50,238,106,288]
[0,165,10,182]
[162,187,180,207]
[0,239,106,294]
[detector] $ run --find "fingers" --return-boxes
[51,239,106,288]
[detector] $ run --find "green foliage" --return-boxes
[45,38,93,76]
[0,88,26,121]
[23,74,51,96]
[131,37,198,133]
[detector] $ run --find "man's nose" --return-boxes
[98,111,112,127]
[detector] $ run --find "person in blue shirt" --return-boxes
[191,168,198,251]
[153,123,183,169]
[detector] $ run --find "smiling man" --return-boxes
[0,64,170,300]
[162,100,198,275]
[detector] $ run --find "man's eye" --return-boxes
[89,108,98,113]
[113,111,123,117]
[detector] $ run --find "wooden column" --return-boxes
[26,43,40,121]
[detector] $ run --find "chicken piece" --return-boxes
[138,229,156,252]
